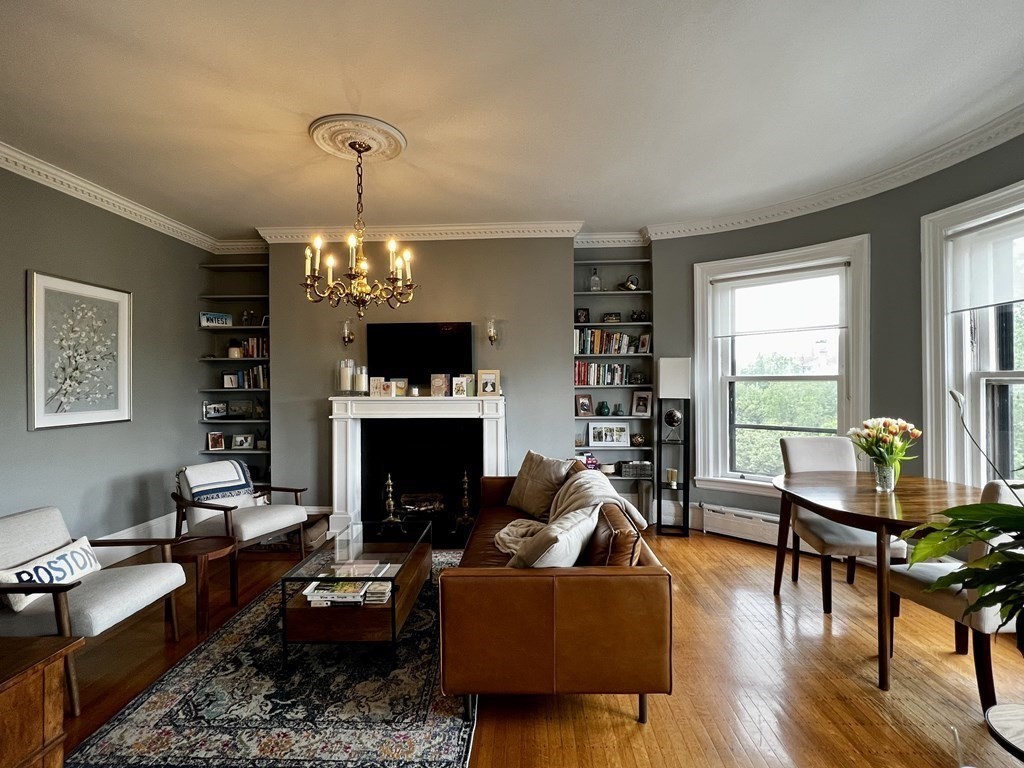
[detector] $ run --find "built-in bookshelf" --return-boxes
[572,252,654,487]
[197,259,272,484]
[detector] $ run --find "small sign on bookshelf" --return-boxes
[200,311,232,327]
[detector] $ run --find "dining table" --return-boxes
[772,471,980,690]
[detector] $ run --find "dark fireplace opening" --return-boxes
[361,418,484,547]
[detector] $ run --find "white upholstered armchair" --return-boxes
[0,506,186,716]
[171,459,308,604]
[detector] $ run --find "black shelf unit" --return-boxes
[655,397,690,536]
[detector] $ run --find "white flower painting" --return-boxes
[29,273,132,429]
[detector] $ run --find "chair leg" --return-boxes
[638,693,648,724]
[165,593,180,642]
[821,555,833,614]
[846,557,857,584]
[52,592,81,717]
[972,629,997,712]
[229,548,240,607]
[791,532,801,583]
[891,592,901,618]
[298,523,306,559]
[955,622,969,655]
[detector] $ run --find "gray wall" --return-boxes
[652,132,1024,514]
[268,238,574,504]
[0,169,205,535]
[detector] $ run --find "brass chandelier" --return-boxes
[302,116,416,318]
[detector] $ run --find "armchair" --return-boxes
[171,460,308,605]
[0,506,186,716]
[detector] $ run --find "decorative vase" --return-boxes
[596,400,610,416]
[874,463,897,493]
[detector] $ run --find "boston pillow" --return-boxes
[509,508,599,568]
[507,450,575,521]
[0,537,101,612]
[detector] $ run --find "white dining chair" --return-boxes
[777,436,908,613]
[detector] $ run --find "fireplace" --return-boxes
[328,396,507,533]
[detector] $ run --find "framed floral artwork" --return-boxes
[27,272,132,430]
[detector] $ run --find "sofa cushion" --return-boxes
[507,451,576,521]
[461,506,524,568]
[0,536,101,612]
[509,508,599,568]
[583,504,642,566]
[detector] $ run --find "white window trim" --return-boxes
[693,235,871,493]
[921,179,1024,484]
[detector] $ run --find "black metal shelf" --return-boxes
[656,398,691,537]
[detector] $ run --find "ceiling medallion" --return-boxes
[308,114,407,162]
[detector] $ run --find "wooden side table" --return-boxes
[172,536,236,636]
[0,636,84,768]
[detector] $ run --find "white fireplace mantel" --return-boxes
[328,396,507,530]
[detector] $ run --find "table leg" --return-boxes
[773,494,793,596]
[195,554,210,636]
[875,525,891,690]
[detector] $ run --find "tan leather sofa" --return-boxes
[438,475,673,723]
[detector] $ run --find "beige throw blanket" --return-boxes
[494,470,646,556]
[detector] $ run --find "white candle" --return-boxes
[388,239,397,275]
[313,236,323,273]
[348,235,357,271]
[326,255,334,284]
[304,246,312,277]
[395,255,404,281]
[404,250,412,282]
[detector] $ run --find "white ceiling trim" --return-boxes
[211,239,269,255]
[643,103,1024,241]
[256,222,584,243]
[0,140,220,253]
[573,232,649,248]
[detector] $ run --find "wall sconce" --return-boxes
[486,317,498,346]
[342,318,355,346]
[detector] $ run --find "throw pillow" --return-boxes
[509,508,599,568]
[507,450,575,521]
[0,537,100,612]
[583,504,643,566]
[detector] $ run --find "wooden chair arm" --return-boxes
[0,581,81,594]
[171,491,236,512]
[255,485,307,504]
[91,537,182,547]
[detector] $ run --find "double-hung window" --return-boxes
[923,181,1024,484]
[694,236,870,494]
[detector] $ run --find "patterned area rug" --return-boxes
[67,550,473,768]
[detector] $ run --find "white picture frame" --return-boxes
[28,272,132,430]
[588,422,630,447]
[631,390,653,417]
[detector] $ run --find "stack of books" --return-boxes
[302,561,388,607]
[364,581,392,604]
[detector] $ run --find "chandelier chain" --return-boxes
[354,150,365,235]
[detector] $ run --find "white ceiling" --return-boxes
[2,1,1024,243]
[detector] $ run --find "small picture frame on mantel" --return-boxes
[478,369,500,396]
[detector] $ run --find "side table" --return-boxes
[986,703,1024,761]
[172,536,236,636]
[0,636,85,767]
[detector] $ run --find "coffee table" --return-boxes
[280,522,431,662]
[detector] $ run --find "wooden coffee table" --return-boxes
[172,535,236,636]
[280,522,431,662]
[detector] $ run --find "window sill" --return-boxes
[694,475,782,498]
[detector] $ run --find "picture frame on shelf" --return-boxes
[207,432,225,451]
[638,333,651,353]
[27,272,132,430]
[575,308,590,324]
[232,433,255,450]
[430,373,451,397]
[631,390,653,417]
[391,378,408,397]
[588,422,629,447]
[461,373,476,397]
[260,315,270,327]
[602,312,621,323]
[478,369,500,396]
[222,373,239,388]
[452,376,468,397]
[575,393,594,416]
[369,377,385,398]
[203,401,227,420]
[228,399,254,419]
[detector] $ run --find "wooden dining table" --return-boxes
[772,471,980,690]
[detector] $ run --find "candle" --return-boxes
[347,235,357,271]
[403,250,412,282]
[313,236,323,274]
[304,246,312,277]
[326,255,334,284]
[388,239,397,275]
[395,255,404,280]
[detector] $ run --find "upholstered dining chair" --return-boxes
[0,506,186,716]
[889,479,1020,713]
[171,459,307,605]
[776,436,908,613]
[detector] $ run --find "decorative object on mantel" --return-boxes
[301,114,418,318]
[847,417,922,492]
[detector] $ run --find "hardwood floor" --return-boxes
[62,534,1024,767]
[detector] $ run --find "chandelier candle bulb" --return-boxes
[326,256,334,284]
[347,236,357,271]
[304,247,312,276]
[313,236,323,273]
[404,251,412,282]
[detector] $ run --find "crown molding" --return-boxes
[573,232,649,248]
[644,103,1024,241]
[256,221,584,243]
[0,141,221,252]
[211,239,269,255]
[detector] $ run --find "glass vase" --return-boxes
[874,463,897,493]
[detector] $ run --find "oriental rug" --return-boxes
[67,550,473,768]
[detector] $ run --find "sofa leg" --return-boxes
[462,694,478,721]
[638,693,648,724]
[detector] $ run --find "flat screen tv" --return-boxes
[366,322,473,388]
